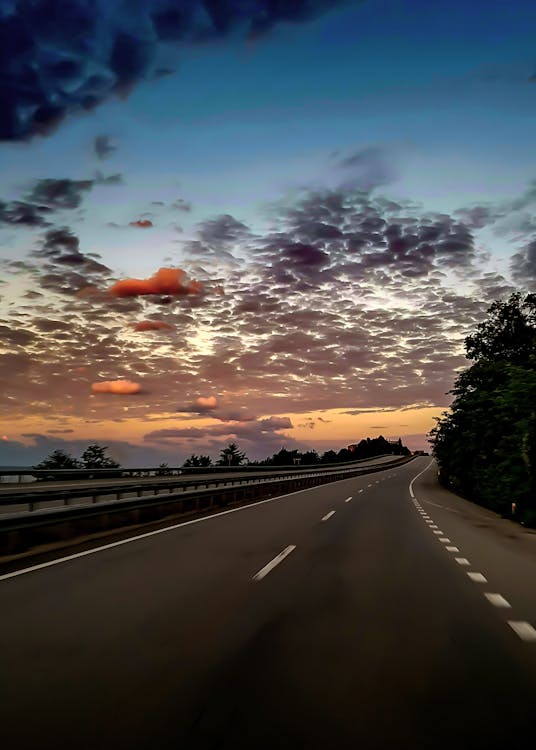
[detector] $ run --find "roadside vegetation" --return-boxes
[34,435,410,475]
[430,293,536,526]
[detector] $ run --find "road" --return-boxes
[1,458,536,749]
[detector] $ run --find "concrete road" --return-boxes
[1,458,536,749]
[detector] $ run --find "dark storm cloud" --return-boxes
[0,200,52,227]
[0,0,353,142]
[25,178,94,210]
[511,239,536,284]
[94,134,117,159]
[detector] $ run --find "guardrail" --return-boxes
[0,457,400,513]
[0,454,396,484]
[0,456,415,558]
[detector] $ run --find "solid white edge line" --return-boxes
[0,481,334,583]
[409,458,435,498]
[508,621,536,642]
[252,545,296,582]
[322,510,336,521]
[484,593,511,608]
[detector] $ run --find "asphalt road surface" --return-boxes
[2,457,536,749]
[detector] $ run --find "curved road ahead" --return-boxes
[1,458,536,748]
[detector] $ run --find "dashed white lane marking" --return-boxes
[252,545,296,582]
[433,530,444,535]
[358,489,364,493]
[446,546,460,552]
[439,537,451,543]
[467,572,487,583]
[429,524,439,529]
[367,484,372,488]
[484,593,511,608]
[508,621,536,642]
[345,496,352,503]
[322,511,336,522]
[455,557,470,566]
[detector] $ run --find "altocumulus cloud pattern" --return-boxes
[0,0,350,141]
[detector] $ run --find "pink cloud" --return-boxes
[129,219,153,228]
[109,267,203,298]
[91,379,141,395]
[196,395,218,410]
[131,320,174,332]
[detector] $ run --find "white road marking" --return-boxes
[433,530,443,535]
[484,593,511,608]
[0,482,324,583]
[439,537,451,543]
[467,572,487,583]
[252,545,296,582]
[455,557,470,566]
[322,510,336,521]
[429,524,439,528]
[409,458,434,498]
[508,621,536,642]
[446,546,460,552]
[358,489,364,493]
[345,496,352,503]
[367,484,372,488]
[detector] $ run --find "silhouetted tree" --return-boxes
[431,293,536,525]
[80,444,120,469]
[34,449,80,470]
[183,454,213,468]
[217,442,247,466]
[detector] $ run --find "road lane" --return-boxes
[1,458,536,749]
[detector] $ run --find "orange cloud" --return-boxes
[196,396,218,410]
[129,219,153,228]
[91,379,141,395]
[109,267,203,298]
[131,320,174,332]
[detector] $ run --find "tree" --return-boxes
[183,454,213,468]
[465,292,536,366]
[80,444,120,469]
[217,442,247,466]
[34,449,80,470]
[430,293,536,525]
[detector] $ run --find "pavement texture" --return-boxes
[2,457,536,749]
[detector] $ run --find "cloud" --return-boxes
[0,200,53,227]
[25,178,94,210]
[94,134,117,159]
[334,145,400,190]
[511,239,536,284]
[91,380,141,394]
[129,219,153,228]
[176,396,220,414]
[0,0,353,142]
[131,320,174,332]
[196,396,219,410]
[109,267,203,297]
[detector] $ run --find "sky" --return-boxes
[1,0,536,466]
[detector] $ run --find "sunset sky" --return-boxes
[1,0,536,465]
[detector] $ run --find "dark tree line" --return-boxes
[430,293,536,526]
[34,444,120,471]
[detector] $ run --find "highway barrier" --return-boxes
[0,456,415,558]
